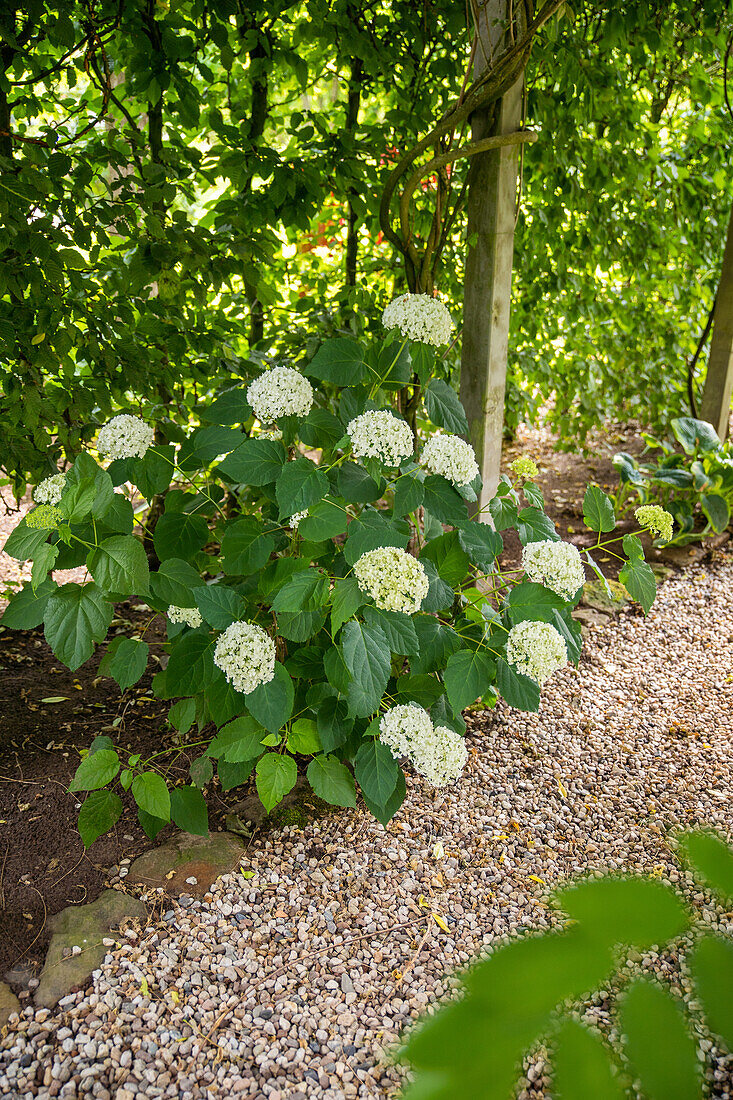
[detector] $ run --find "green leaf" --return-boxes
[59,479,99,525]
[276,457,328,519]
[343,516,407,565]
[489,495,519,531]
[316,696,354,751]
[458,522,503,571]
[299,408,347,451]
[337,462,384,503]
[671,416,720,455]
[553,1019,626,1100]
[138,808,168,839]
[1,578,56,629]
[701,492,729,533]
[363,606,419,655]
[307,754,357,807]
[169,698,196,734]
[393,471,425,515]
[3,520,50,561]
[217,438,286,485]
[193,584,246,628]
[420,559,455,612]
[507,581,566,624]
[148,558,201,608]
[411,616,461,674]
[221,516,274,575]
[154,512,209,563]
[271,569,329,613]
[131,445,175,499]
[331,575,363,634]
[691,934,733,1049]
[619,534,656,614]
[556,878,689,950]
[101,637,149,691]
[421,531,470,586]
[190,756,214,788]
[444,649,496,713]
[298,498,349,541]
[677,831,733,903]
[583,485,616,533]
[170,785,208,836]
[209,715,266,761]
[256,752,298,812]
[204,387,252,425]
[363,768,406,825]
[70,748,120,791]
[287,718,322,754]
[305,337,370,386]
[341,621,391,717]
[516,506,558,544]
[424,379,469,435]
[277,608,327,641]
[422,475,468,528]
[44,583,113,670]
[496,658,541,712]
[177,425,243,471]
[397,673,445,707]
[620,980,702,1100]
[165,633,214,696]
[217,757,256,792]
[78,791,123,848]
[245,662,294,733]
[132,771,171,821]
[354,739,400,805]
[31,541,58,590]
[87,535,149,596]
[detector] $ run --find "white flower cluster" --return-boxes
[635,505,674,543]
[347,411,413,467]
[258,428,283,441]
[213,621,276,695]
[167,605,203,628]
[246,367,313,423]
[33,472,66,505]
[506,620,568,685]
[522,540,585,601]
[382,293,453,346]
[379,703,468,787]
[421,432,479,487]
[97,415,155,461]
[354,546,429,614]
[289,510,308,529]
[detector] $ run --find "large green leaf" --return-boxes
[193,584,247,628]
[363,606,419,655]
[131,445,175,499]
[245,661,294,732]
[221,516,274,575]
[620,980,701,1100]
[421,531,470,585]
[78,791,123,848]
[691,934,733,1049]
[337,462,384,503]
[276,457,328,518]
[99,636,149,691]
[619,534,656,614]
[307,754,357,807]
[70,748,120,791]
[3,520,50,562]
[557,878,688,950]
[148,558,201,608]
[277,608,327,641]
[66,453,114,519]
[305,337,370,386]
[516,507,558,544]
[341,621,391,716]
[44,583,113,670]
[177,425,243,470]
[170,785,208,836]
[330,575,363,634]
[411,616,461,674]
[393,470,425,515]
[701,492,729,533]
[87,534,149,595]
[271,568,329,613]
[132,771,171,821]
[256,752,298,812]
[553,1019,625,1100]
[422,475,468,528]
[165,633,215,695]
[354,739,400,806]
[444,648,496,712]
[507,581,565,624]
[677,831,733,903]
[153,512,209,562]
[496,657,541,712]
[583,485,616,533]
[458,522,503,571]
[298,497,349,541]
[217,438,286,485]
[424,379,469,435]
[1,578,56,629]
[671,416,720,455]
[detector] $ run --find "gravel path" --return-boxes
[2,555,733,1100]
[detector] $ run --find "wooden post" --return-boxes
[699,204,733,440]
[459,2,523,517]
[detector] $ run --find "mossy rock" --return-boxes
[227,776,337,834]
[582,578,631,613]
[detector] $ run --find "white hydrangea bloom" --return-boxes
[506,620,568,685]
[246,367,313,422]
[213,621,276,695]
[635,505,674,543]
[382,293,453,346]
[354,546,429,614]
[379,703,434,761]
[347,411,414,467]
[421,433,479,487]
[97,414,155,461]
[259,428,283,441]
[416,725,468,787]
[289,510,308,529]
[167,605,203,629]
[522,540,585,601]
[33,472,66,505]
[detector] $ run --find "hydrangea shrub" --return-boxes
[2,296,670,844]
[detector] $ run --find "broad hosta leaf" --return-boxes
[100,636,149,691]
[701,492,729,533]
[153,512,209,562]
[305,337,370,386]
[583,485,616,533]
[307,754,357,807]
[170,785,208,836]
[691,934,733,1048]
[553,1019,625,1100]
[424,379,469,435]
[677,831,733,903]
[132,772,171,821]
[148,558,201,608]
[671,416,720,455]
[87,535,149,596]
[70,748,120,791]
[78,790,123,848]
[496,657,541,712]
[246,662,294,733]
[458,522,503,571]
[331,575,363,634]
[276,457,328,518]
[422,475,468,528]
[619,534,656,614]
[341,621,391,716]
[193,584,247,628]
[444,649,496,712]
[620,980,701,1100]
[221,516,275,575]
[363,606,419,655]
[44,583,113,670]
[1,578,56,629]
[256,752,298,812]
[354,739,400,806]
[217,438,286,485]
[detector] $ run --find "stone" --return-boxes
[35,891,147,1009]
[0,981,20,1024]
[126,831,245,896]
[581,578,631,614]
[227,776,333,831]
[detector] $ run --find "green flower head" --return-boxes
[25,504,63,530]
[635,505,674,543]
[511,456,539,481]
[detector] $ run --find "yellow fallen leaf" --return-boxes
[140,976,149,996]
[170,990,180,1005]
[432,913,450,933]
[557,778,568,799]
[529,874,546,885]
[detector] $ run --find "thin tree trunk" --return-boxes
[345,55,363,288]
[700,203,733,440]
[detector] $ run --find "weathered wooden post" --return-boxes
[699,204,733,440]
[459,1,524,517]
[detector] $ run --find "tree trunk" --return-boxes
[699,203,733,440]
[345,55,363,288]
[459,1,524,517]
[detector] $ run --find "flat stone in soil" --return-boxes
[0,983,19,1026]
[126,830,245,896]
[34,889,146,1009]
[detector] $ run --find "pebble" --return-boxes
[1,558,733,1098]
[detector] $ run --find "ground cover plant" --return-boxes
[401,830,733,1100]
[1,296,672,844]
